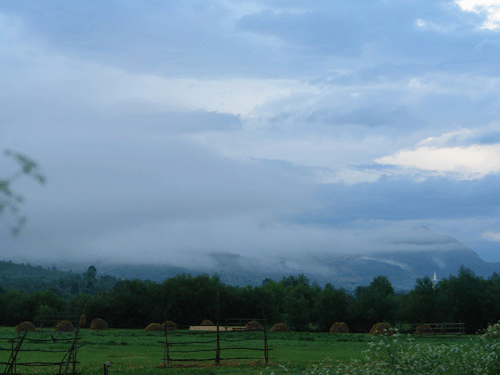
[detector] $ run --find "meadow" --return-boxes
[1,327,500,374]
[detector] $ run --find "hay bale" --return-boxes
[14,321,36,332]
[54,320,75,332]
[200,319,214,326]
[415,324,433,335]
[161,320,177,331]
[79,314,87,328]
[245,320,263,331]
[144,323,163,331]
[369,322,393,336]
[329,322,349,333]
[270,323,289,332]
[89,318,109,330]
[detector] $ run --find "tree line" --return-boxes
[0,266,499,333]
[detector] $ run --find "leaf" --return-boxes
[0,180,12,196]
[15,154,37,174]
[34,174,46,185]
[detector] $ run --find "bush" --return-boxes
[144,323,163,331]
[484,321,500,338]
[270,323,290,332]
[161,321,177,331]
[200,319,214,326]
[54,320,75,332]
[329,322,349,333]
[369,322,393,336]
[89,318,109,330]
[14,321,37,332]
[245,320,263,331]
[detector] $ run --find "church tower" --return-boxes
[432,271,439,289]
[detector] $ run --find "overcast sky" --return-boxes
[2,0,500,269]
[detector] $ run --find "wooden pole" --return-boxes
[263,310,268,365]
[215,291,221,365]
[164,323,171,365]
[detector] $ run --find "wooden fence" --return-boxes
[1,311,85,375]
[160,319,271,366]
[412,323,466,337]
[0,331,83,375]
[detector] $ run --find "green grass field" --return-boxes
[0,327,494,374]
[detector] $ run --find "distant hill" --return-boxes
[84,226,500,290]
[4,226,500,292]
[0,260,118,296]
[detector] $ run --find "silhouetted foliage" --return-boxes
[0,261,497,333]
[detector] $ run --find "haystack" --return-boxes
[245,320,263,331]
[89,318,109,330]
[329,322,349,333]
[270,323,289,332]
[144,323,163,331]
[161,320,177,331]
[369,322,393,336]
[79,314,87,328]
[415,324,433,335]
[54,320,75,332]
[14,321,36,332]
[200,319,214,326]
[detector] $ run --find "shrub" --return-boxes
[89,318,109,330]
[245,320,263,331]
[270,323,290,332]
[329,322,349,333]
[484,321,500,338]
[14,321,37,332]
[369,322,393,336]
[54,320,75,332]
[200,319,215,326]
[144,323,163,331]
[161,321,177,331]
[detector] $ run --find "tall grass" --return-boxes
[261,329,500,375]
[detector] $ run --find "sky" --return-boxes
[2,0,500,271]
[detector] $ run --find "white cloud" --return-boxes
[376,144,500,179]
[482,231,500,241]
[456,0,500,30]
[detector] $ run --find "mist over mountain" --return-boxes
[34,226,500,291]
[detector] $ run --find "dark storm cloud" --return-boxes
[293,174,500,226]
[2,0,498,79]
[236,9,366,57]
[3,0,500,268]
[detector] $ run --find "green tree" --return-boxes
[437,266,487,333]
[349,276,398,326]
[315,284,348,331]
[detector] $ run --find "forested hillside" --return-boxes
[0,261,119,297]
[1,265,499,334]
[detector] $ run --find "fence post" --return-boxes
[215,292,221,365]
[264,321,268,365]
[4,331,27,374]
[164,324,171,366]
